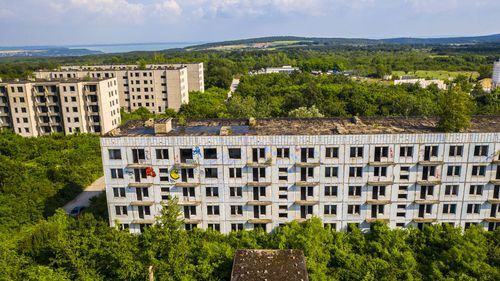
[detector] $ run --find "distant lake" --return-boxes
[68,42,206,54]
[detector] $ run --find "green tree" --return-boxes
[137,58,147,70]
[478,65,493,80]
[437,87,472,132]
[288,105,324,117]
[139,197,192,280]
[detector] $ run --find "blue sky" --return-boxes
[1,0,499,46]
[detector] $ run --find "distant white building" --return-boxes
[265,66,300,74]
[492,60,500,90]
[394,78,447,90]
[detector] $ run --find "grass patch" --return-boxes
[392,70,479,80]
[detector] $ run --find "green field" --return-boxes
[392,70,479,80]
[195,40,311,51]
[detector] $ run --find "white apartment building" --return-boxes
[265,66,300,74]
[100,117,500,234]
[35,63,204,113]
[394,78,448,90]
[0,77,120,137]
[492,60,500,90]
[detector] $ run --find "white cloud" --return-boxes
[405,0,459,14]
[155,0,182,17]
[69,0,144,20]
[0,8,14,19]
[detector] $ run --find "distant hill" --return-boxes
[186,34,500,51]
[381,34,500,44]
[0,46,103,57]
[186,36,380,51]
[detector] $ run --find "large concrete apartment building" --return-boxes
[35,63,204,113]
[0,77,120,137]
[100,116,500,234]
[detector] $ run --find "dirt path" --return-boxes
[62,176,106,213]
[227,78,240,98]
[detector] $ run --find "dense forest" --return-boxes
[120,73,500,125]
[1,197,499,280]
[0,131,103,231]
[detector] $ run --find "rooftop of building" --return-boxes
[230,249,308,281]
[103,115,500,137]
[44,63,203,72]
[0,77,114,84]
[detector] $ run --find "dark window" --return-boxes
[400,146,413,157]
[350,146,363,157]
[374,166,387,177]
[325,186,338,196]
[300,147,314,162]
[324,205,337,215]
[400,166,410,180]
[347,205,360,215]
[205,168,218,178]
[207,205,220,215]
[228,148,241,159]
[110,168,124,179]
[252,148,265,161]
[445,185,459,196]
[473,145,488,156]
[131,149,145,163]
[229,168,242,178]
[180,149,193,163]
[109,149,122,160]
[325,147,339,158]
[230,187,242,197]
[449,145,463,156]
[277,148,290,158]
[349,166,362,177]
[325,167,339,177]
[443,204,456,214]
[204,148,217,159]
[471,165,486,176]
[156,149,169,160]
[113,187,125,198]
[231,223,244,231]
[447,165,461,176]
[374,146,389,161]
[230,205,243,215]
[278,167,288,181]
[424,145,438,160]
[469,185,483,195]
[466,203,481,214]
[206,187,219,197]
[115,206,127,215]
[252,167,266,181]
[348,186,362,196]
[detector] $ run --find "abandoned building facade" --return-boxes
[0,77,120,137]
[35,62,204,113]
[100,117,500,234]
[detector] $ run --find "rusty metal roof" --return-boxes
[103,116,500,137]
[231,249,308,281]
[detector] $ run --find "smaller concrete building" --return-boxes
[394,78,447,90]
[0,77,120,137]
[265,66,300,74]
[35,62,204,113]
